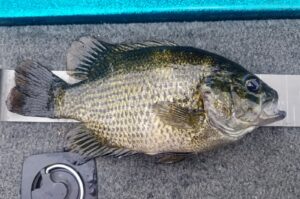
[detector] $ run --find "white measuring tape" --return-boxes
[1,70,299,127]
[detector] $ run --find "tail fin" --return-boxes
[6,60,67,118]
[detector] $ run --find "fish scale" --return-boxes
[55,65,225,154]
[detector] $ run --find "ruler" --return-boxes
[0,70,299,127]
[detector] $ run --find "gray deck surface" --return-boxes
[0,20,300,199]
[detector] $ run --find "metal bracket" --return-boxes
[21,152,98,199]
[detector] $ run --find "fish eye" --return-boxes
[245,77,260,93]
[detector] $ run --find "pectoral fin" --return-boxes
[153,102,205,129]
[157,154,188,164]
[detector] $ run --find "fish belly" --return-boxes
[58,66,220,154]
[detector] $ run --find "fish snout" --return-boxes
[260,97,286,125]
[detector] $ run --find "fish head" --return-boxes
[201,64,286,138]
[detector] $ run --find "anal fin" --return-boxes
[65,124,137,164]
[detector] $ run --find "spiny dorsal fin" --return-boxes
[66,124,137,164]
[67,36,114,80]
[67,36,177,80]
[153,102,205,129]
[114,40,177,52]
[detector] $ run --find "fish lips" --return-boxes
[258,100,286,125]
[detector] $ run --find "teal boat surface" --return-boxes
[1,0,300,25]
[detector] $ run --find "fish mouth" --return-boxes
[258,99,286,125]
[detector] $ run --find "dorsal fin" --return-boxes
[67,36,177,80]
[66,124,137,164]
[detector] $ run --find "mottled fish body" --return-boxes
[6,37,285,163]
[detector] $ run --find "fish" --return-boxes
[6,36,286,163]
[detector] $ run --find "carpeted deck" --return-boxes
[0,20,299,199]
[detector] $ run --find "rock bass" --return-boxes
[6,37,286,163]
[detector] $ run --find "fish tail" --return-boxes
[6,60,67,118]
